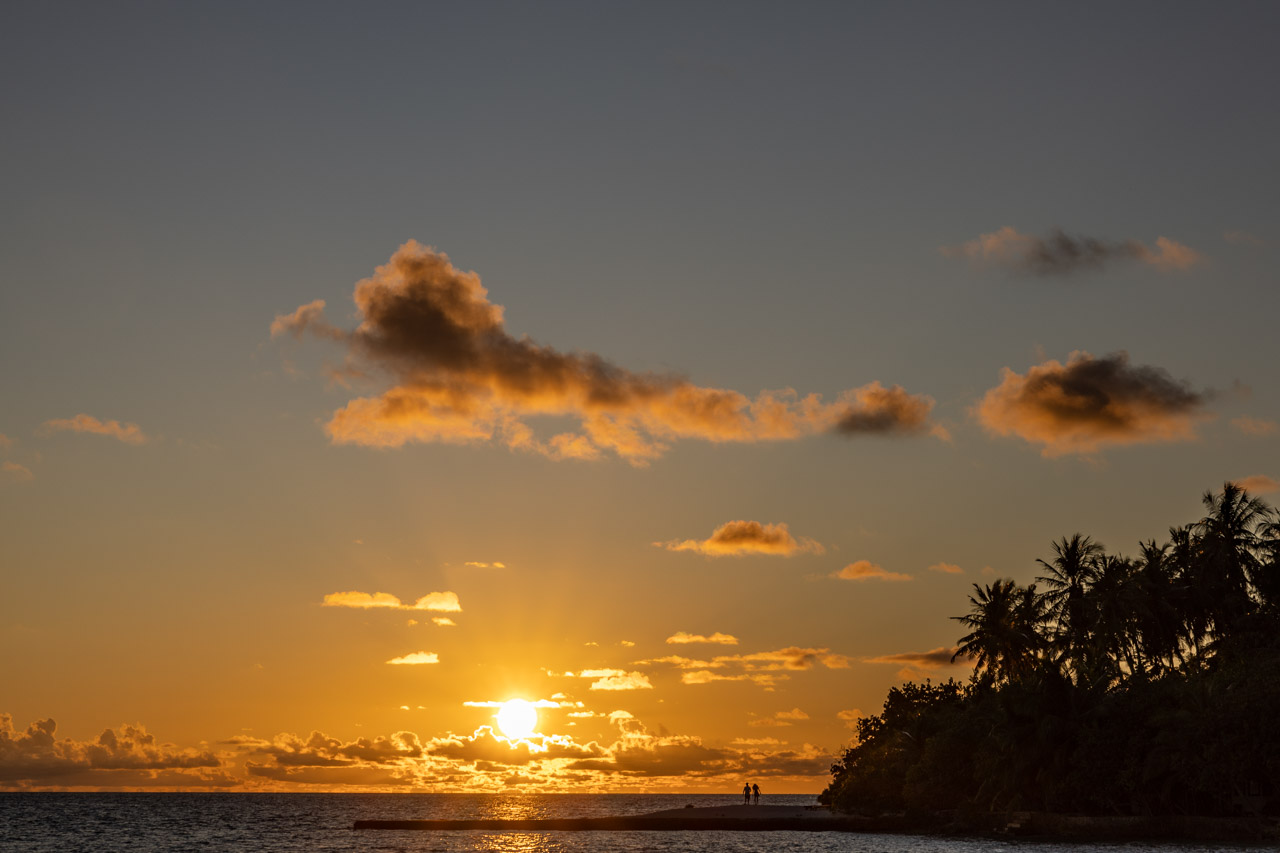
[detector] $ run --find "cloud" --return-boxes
[2,461,33,483]
[648,646,848,692]
[577,669,653,691]
[463,698,581,710]
[927,562,964,575]
[1232,475,1279,495]
[322,591,461,612]
[431,617,456,627]
[428,726,605,766]
[665,632,739,645]
[974,351,1211,456]
[269,299,346,340]
[864,647,962,668]
[836,709,862,728]
[1232,416,1278,437]
[941,226,1204,275]
[775,708,809,720]
[464,561,506,568]
[731,737,784,746]
[657,520,824,557]
[1224,230,1265,247]
[865,646,969,681]
[385,652,439,665]
[41,414,148,445]
[831,382,945,438]
[273,241,940,465]
[833,560,913,582]
[0,715,229,787]
[0,434,11,451]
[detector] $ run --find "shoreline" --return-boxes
[353,804,1280,841]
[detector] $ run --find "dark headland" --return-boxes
[353,804,1280,841]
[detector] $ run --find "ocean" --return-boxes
[0,793,1270,852]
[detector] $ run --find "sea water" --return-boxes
[0,793,1269,852]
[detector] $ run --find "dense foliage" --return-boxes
[822,484,1280,817]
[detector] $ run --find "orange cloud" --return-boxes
[928,562,964,574]
[648,646,847,692]
[834,560,912,582]
[322,591,461,612]
[942,226,1204,275]
[1232,475,1279,495]
[385,652,439,665]
[2,461,33,483]
[657,520,824,557]
[274,241,940,464]
[775,708,809,720]
[464,561,506,568]
[665,632,739,645]
[576,669,653,691]
[41,414,148,445]
[1232,416,1278,437]
[836,709,862,728]
[431,617,456,627]
[974,351,1211,456]
[0,715,229,787]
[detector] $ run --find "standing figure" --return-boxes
[752,782,760,805]
[742,782,751,804]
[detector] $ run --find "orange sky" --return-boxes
[3,3,1278,792]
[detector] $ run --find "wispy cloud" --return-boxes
[1232,474,1279,495]
[464,561,506,568]
[974,351,1211,456]
[41,414,149,445]
[272,241,940,465]
[576,669,653,691]
[386,651,439,665]
[657,520,824,557]
[942,226,1204,275]
[1223,230,1265,247]
[666,631,739,645]
[1232,416,1278,437]
[865,646,968,680]
[2,461,34,483]
[833,560,912,582]
[864,647,961,668]
[927,562,964,575]
[322,591,461,612]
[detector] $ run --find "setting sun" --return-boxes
[496,699,538,740]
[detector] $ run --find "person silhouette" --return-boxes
[742,782,751,805]
[752,782,760,805]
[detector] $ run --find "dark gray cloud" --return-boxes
[976,350,1211,456]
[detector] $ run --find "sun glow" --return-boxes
[496,699,538,739]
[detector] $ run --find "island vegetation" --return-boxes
[822,483,1280,818]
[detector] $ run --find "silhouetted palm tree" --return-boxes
[952,579,1045,683]
[1193,482,1269,632]
[1036,534,1105,680]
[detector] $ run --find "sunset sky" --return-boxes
[2,2,1278,792]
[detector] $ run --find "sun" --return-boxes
[496,699,538,739]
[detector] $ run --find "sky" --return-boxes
[2,1,1278,792]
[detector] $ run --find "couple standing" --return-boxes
[741,782,760,805]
